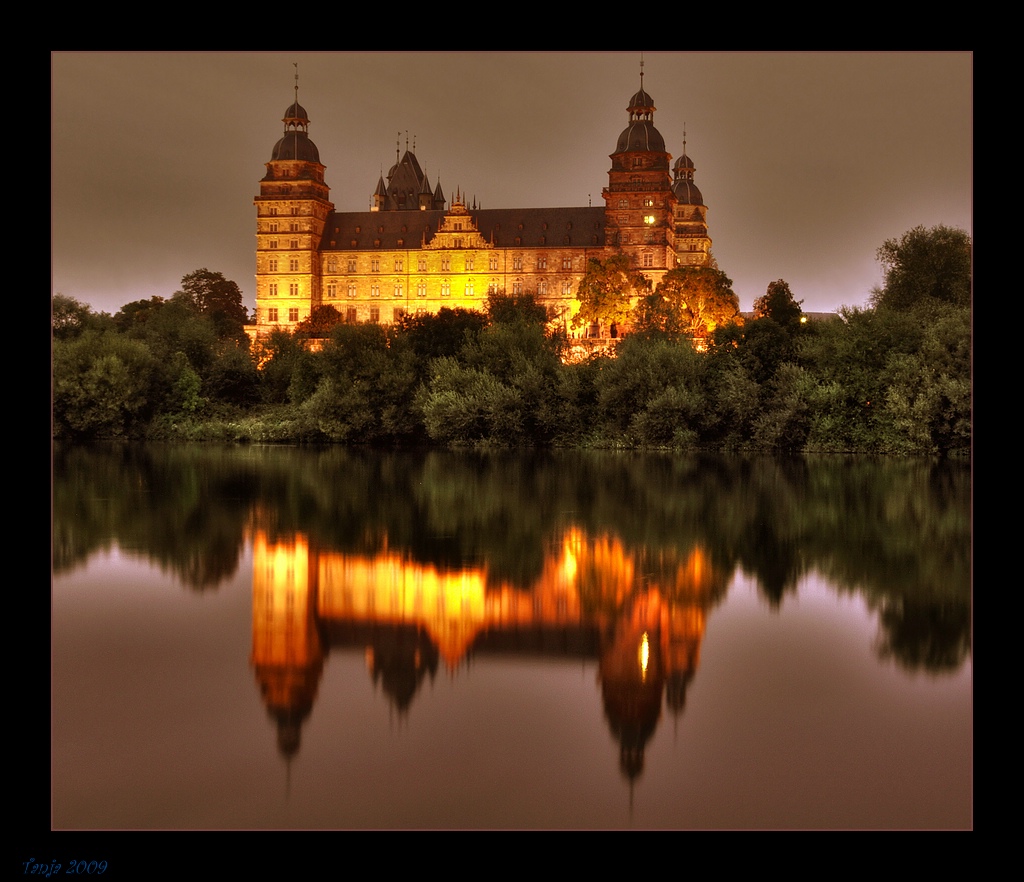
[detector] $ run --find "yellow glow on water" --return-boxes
[639,632,650,680]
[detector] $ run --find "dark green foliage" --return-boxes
[294,305,345,338]
[52,294,99,340]
[870,225,972,312]
[485,290,548,326]
[53,331,162,439]
[595,336,706,445]
[176,268,249,341]
[752,279,804,328]
[297,322,420,443]
[397,307,488,380]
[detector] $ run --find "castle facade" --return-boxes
[252,70,711,339]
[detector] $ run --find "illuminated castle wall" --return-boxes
[252,68,712,338]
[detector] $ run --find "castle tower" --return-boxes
[670,134,712,267]
[253,69,334,336]
[602,63,675,288]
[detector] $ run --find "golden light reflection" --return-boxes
[250,525,724,764]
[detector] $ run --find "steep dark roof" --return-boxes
[321,206,606,251]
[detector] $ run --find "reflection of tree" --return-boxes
[55,444,971,675]
[873,597,972,673]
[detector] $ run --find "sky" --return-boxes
[51,51,973,317]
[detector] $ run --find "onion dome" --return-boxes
[672,149,704,205]
[614,75,666,154]
[270,97,321,162]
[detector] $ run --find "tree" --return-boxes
[294,304,345,337]
[114,296,167,332]
[752,279,803,328]
[485,289,548,326]
[636,266,740,344]
[870,225,972,312]
[52,294,95,340]
[572,255,650,336]
[175,269,249,340]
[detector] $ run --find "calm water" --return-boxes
[52,444,972,830]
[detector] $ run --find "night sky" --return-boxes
[51,51,972,318]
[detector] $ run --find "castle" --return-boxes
[252,66,711,339]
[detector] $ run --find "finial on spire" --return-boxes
[293,62,299,102]
[640,51,645,88]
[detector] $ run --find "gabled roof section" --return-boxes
[321,206,606,251]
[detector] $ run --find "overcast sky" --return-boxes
[51,51,972,317]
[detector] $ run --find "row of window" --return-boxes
[617,197,658,209]
[321,254,574,274]
[263,306,416,325]
[316,279,576,298]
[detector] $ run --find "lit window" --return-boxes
[348,283,357,298]
[538,281,547,296]
[643,197,655,207]
[371,258,380,272]
[644,215,655,225]
[417,280,427,298]
[618,198,629,208]
[394,258,403,272]
[371,283,380,297]
[441,280,450,297]
[394,282,403,297]
[465,256,474,271]
[562,281,572,296]
[466,281,474,298]
[441,256,451,271]
[513,256,523,271]
[562,257,572,270]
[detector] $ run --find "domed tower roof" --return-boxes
[270,74,320,163]
[672,138,705,205]
[614,67,666,154]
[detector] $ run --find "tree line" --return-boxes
[51,226,971,455]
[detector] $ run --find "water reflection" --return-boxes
[250,527,726,783]
[52,443,972,826]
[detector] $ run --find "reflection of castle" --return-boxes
[250,528,723,781]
